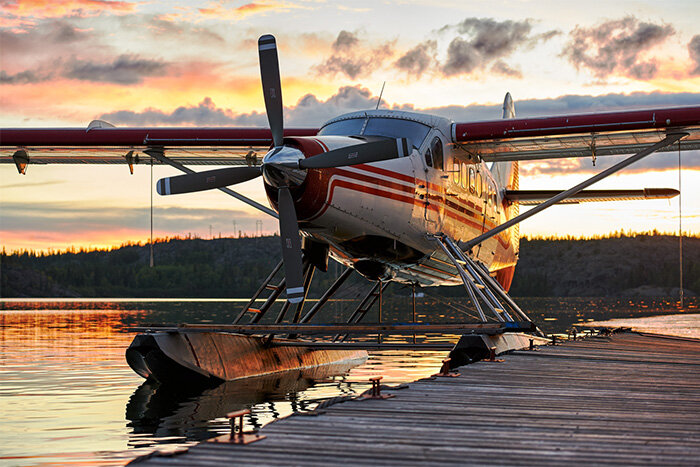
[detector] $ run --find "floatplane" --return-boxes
[3,35,699,385]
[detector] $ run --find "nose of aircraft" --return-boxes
[261,145,307,188]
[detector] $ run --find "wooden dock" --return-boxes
[131,332,700,466]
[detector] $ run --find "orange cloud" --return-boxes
[198,1,304,20]
[3,0,136,19]
[0,66,340,125]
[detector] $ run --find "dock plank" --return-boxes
[131,333,700,466]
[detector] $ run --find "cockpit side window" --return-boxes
[424,148,433,167]
[430,137,443,170]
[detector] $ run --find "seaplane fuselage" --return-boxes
[262,109,520,290]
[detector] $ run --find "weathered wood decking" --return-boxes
[132,333,700,466]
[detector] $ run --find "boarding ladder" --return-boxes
[430,234,541,333]
[234,260,286,323]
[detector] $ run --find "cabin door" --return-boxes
[422,135,445,231]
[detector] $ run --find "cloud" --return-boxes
[438,17,557,77]
[62,55,168,84]
[315,30,395,79]
[148,16,225,45]
[97,83,700,150]
[521,150,700,177]
[198,1,303,20]
[0,19,93,56]
[98,86,381,126]
[0,201,262,236]
[561,16,674,80]
[690,35,700,76]
[2,0,135,21]
[394,40,436,77]
[422,91,700,122]
[100,97,242,125]
[333,30,359,50]
[1,54,169,85]
[490,60,522,78]
[0,69,51,84]
[392,18,558,78]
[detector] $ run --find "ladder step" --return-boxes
[265,285,280,291]
[474,283,485,289]
[494,308,504,312]
[248,308,262,314]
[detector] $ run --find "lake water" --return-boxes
[0,297,696,466]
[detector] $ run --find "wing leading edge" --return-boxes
[452,105,700,161]
[0,126,319,165]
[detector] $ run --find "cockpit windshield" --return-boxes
[319,116,431,149]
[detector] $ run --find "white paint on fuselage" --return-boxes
[300,110,519,287]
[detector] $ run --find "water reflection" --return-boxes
[125,364,366,449]
[0,297,695,466]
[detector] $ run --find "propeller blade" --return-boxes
[277,186,305,303]
[298,138,410,169]
[156,167,261,195]
[258,34,284,148]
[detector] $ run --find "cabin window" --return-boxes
[318,117,365,136]
[452,161,460,184]
[424,148,433,167]
[319,116,431,151]
[430,137,443,170]
[468,167,476,193]
[363,117,430,150]
[476,173,483,197]
[460,163,467,189]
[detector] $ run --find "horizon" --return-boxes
[2,229,697,257]
[1,1,699,251]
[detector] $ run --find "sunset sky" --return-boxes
[1,0,700,252]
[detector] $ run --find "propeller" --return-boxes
[156,167,261,195]
[155,34,412,304]
[277,186,305,303]
[297,138,409,169]
[258,34,284,148]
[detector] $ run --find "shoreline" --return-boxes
[584,312,700,339]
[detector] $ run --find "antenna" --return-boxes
[375,81,386,110]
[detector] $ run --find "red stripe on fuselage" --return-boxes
[310,169,510,250]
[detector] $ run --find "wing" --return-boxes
[452,106,700,161]
[504,188,679,205]
[0,124,319,165]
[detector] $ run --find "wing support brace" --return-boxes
[143,148,278,219]
[460,132,688,252]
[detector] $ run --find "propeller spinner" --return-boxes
[155,34,409,303]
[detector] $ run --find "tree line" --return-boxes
[1,234,697,298]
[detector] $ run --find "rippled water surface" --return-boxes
[0,297,695,466]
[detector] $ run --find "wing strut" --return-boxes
[143,148,278,219]
[461,132,688,251]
